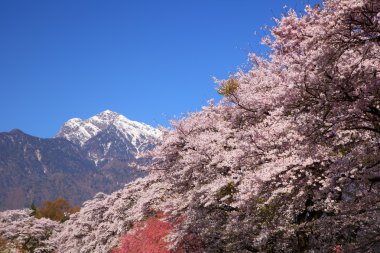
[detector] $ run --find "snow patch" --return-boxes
[35,149,42,162]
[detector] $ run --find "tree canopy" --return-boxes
[35,197,80,223]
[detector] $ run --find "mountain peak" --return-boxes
[89,110,120,126]
[56,111,160,148]
[97,110,120,119]
[99,109,117,115]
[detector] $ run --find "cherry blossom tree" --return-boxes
[144,0,380,251]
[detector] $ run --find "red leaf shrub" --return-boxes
[335,244,343,253]
[112,213,183,253]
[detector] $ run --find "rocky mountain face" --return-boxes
[0,111,159,211]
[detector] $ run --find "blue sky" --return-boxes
[0,0,320,137]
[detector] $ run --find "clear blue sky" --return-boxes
[0,0,320,138]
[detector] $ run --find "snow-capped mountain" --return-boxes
[57,110,160,169]
[0,111,160,210]
[56,110,161,150]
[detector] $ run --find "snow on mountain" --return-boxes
[56,110,161,151]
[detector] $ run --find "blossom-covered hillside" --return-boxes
[1,0,380,252]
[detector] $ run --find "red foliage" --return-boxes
[335,244,343,253]
[112,213,183,253]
